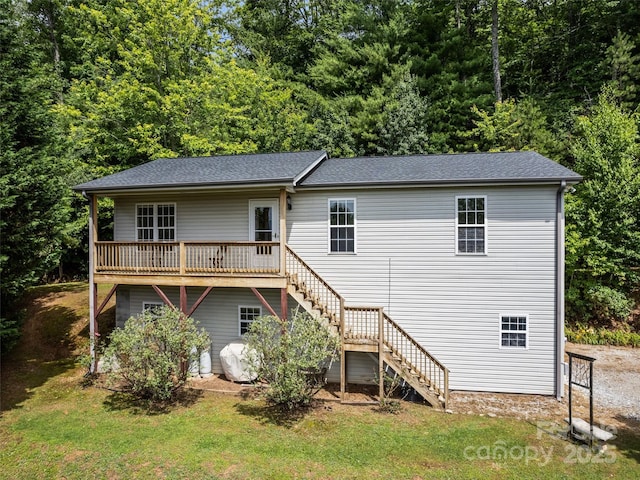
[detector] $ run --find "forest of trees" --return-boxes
[1,0,639,348]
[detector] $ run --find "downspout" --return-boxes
[84,191,97,374]
[555,181,566,399]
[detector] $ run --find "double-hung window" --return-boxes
[500,315,528,348]
[456,196,486,254]
[329,199,356,253]
[239,306,261,335]
[136,203,176,241]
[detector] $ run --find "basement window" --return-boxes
[239,306,262,335]
[500,315,528,349]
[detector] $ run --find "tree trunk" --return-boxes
[491,0,502,103]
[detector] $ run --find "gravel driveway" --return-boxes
[565,343,640,422]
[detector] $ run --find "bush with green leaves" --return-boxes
[102,306,210,402]
[245,311,340,410]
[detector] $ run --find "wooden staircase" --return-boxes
[285,246,449,409]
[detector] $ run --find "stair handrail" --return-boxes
[285,245,449,407]
[285,246,344,324]
[383,312,449,405]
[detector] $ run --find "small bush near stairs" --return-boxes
[102,306,210,403]
[246,311,340,410]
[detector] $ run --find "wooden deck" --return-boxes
[94,241,286,287]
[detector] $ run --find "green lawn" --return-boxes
[1,283,638,479]
[1,368,639,479]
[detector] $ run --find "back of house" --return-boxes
[74,150,581,404]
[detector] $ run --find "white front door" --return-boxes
[249,200,279,269]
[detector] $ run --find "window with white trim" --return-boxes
[456,196,486,254]
[136,203,176,241]
[329,199,355,253]
[239,306,261,335]
[500,315,528,348]
[142,302,164,317]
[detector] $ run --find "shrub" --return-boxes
[102,306,210,403]
[245,311,340,410]
[565,323,640,347]
[586,285,634,325]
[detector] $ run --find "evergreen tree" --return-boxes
[0,0,70,352]
[566,88,640,324]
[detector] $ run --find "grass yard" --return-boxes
[1,283,639,479]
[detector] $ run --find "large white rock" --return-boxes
[219,339,258,382]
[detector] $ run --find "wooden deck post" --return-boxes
[179,241,186,275]
[87,193,97,373]
[180,286,188,314]
[378,308,384,400]
[279,189,287,277]
[280,288,288,321]
[340,297,346,400]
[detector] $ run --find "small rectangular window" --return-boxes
[239,306,261,335]
[456,196,486,254]
[142,302,164,318]
[329,199,356,253]
[500,315,528,348]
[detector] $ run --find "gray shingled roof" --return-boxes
[74,150,581,193]
[299,151,582,187]
[73,151,328,192]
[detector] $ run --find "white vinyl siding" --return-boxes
[456,196,486,254]
[112,185,559,395]
[328,199,356,253]
[287,186,558,395]
[115,190,279,242]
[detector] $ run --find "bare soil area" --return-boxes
[189,342,640,435]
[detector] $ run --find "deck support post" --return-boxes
[180,286,188,314]
[378,308,384,400]
[340,297,346,401]
[280,288,288,321]
[279,188,287,277]
[87,193,98,373]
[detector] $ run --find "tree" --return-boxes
[565,88,640,325]
[245,311,339,410]
[102,306,210,403]
[378,69,430,155]
[58,0,313,169]
[467,97,561,157]
[0,0,71,352]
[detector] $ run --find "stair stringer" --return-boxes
[382,351,443,409]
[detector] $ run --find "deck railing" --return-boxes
[285,246,342,323]
[95,241,280,274]
[344,306,380,342]
[383,313,449,404]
